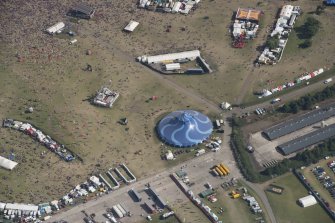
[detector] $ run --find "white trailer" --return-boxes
[116,204,127,216]
[196,149,205,156]
[112,205,123,218]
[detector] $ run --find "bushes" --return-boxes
[295,17,321,39]
[231,116,269,183]
[278,84,335,113]
[294,17,320,48]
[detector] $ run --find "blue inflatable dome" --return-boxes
[157,110,213,147]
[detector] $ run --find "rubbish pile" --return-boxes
[2,119,75,162]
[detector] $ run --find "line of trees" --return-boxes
[261,138,335,176]
[278,84,335,113]
[231,116,269,183]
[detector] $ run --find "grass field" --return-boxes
[302,158,335,210]
[265,173,333,223]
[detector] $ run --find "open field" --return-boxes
[265,173,333,223]
[302,158,335,210]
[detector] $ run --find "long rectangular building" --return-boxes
[263,104,335,140]
[277,123,335,155]
[140,50,200,64]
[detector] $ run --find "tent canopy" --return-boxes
[0,156,18,170]
[157,110,213,147]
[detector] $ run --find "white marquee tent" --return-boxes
[0,156,18,170]
[298,195,317,208]
[141,50,200,64]
[46,22,65,35]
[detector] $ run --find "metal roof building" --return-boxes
[157,110,213,147]
[0,156,18,170]
[263,104,335,140]
[277,123,335,155]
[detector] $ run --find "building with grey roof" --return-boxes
[277,123,335,155]
[263,104,335,140]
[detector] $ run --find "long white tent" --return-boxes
[5,203,38,211]
[140,50,200,64]
[46,22,65,35]
[298,195,317,208]
[0,156,18,170]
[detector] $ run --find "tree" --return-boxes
[265,35,279,49]
[299,39,312,48]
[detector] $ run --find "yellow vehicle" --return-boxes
[220,164,230,174]
[215,167,224,176]
[231,190,240,199]
[218,165,227,176]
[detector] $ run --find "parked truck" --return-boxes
[112,205,123,218]
[217,165,227,176]
[215,167,224,176]
[220,164,230,174]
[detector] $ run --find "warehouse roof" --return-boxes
[236,8,262,21]
[263,104,335,140]
[0,156,18,170]
[277,123,335,155]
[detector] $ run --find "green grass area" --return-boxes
[266,173,333,223]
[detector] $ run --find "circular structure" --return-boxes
[157,110,213,147]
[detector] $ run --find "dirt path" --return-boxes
[83,29,221,113]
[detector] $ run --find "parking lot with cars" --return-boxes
[299,158,335,218]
